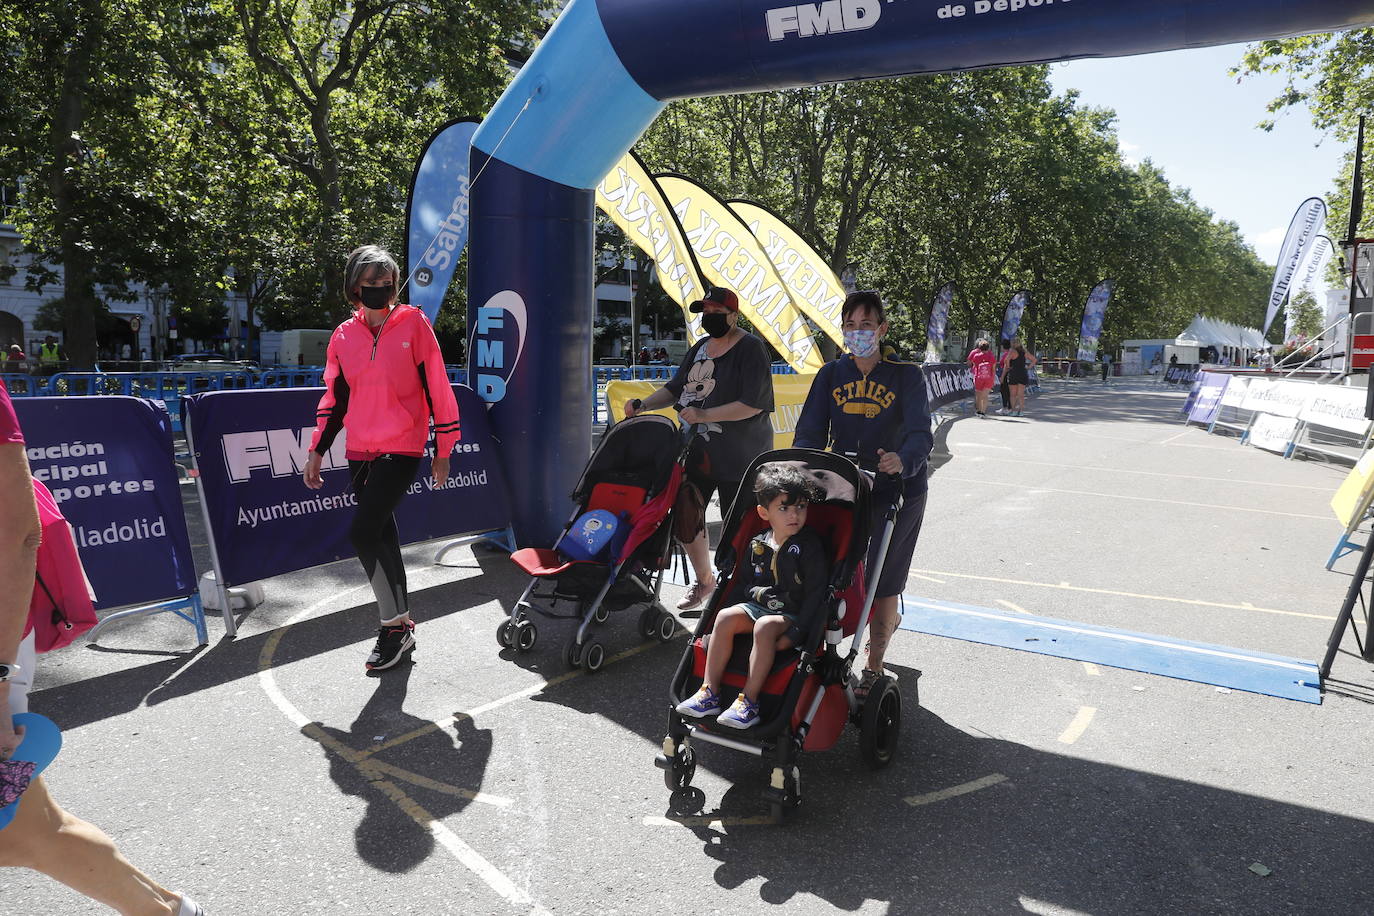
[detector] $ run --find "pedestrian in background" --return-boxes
[967,338,996,417]
[1100,350,1112,385]
[1005,338,1036,417]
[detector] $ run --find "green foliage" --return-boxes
[0,0,550,363]
[1286,288,1325,340]
[637,70,1272,357]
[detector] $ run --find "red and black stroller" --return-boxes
[503,414,685,671]
[655,447,912,816]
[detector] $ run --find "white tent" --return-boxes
[1175,315,1266,351]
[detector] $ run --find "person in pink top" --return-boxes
[967,338,996,417]
[0,381,206,914]
[303,246,462,672]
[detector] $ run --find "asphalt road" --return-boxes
[9,378,1374,915]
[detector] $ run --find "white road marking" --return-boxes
[995,599,1031,615]
[937,476,1328,521]
[911,573,947,585]
[965,455,1331,491]
[643,814,779,828]
[256,584,541,913]
[910,568,1332,621]
[1082,662,1101,677]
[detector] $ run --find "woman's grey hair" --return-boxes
[976,337,989,348]
[343,245,400,303]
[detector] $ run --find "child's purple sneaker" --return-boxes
[675,686,722,718]
[716,694,760,729]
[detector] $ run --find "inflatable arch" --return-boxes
[468,0,1374,543]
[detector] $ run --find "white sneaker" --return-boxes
[175,894,205,916]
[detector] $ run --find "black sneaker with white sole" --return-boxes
[366,622,415,671]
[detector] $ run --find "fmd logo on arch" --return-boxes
[766,0,880,41]
[471,289,528,404]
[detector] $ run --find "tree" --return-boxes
[1287,288,1325,340]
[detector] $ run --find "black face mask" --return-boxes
[701,312,731,338]
[358,285,394,310]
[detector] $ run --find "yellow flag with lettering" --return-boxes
[656,175,825,374]
[595,153,704,341]
[729,200,844,349]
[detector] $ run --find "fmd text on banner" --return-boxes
[185,385,511,585]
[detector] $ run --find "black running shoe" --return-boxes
[366,622,415,671]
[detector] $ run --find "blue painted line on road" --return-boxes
[899,596,1321,704]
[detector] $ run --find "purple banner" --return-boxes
[185,385,511,585]
[13,396,197,609]
[1188,372,1231,424]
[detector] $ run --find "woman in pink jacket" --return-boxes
[303,246,461,672]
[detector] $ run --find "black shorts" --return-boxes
[684,458,744,516]
[866,484,928,599]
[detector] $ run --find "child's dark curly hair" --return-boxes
[754,463,820,508]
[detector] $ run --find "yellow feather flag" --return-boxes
[655,175,825,374]
[729,199,844,349]
[595,152,704,341]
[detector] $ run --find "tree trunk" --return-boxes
[51,2,102,368]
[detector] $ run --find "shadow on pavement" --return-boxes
[653,704,1373,914]
[313,662,494,873]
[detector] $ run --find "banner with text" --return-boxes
[1239,378,1316,418]
[185,385,510,585]
[1076,278,1114,362]
[606,363,971,439]
[596,151,705,341]
[729,199,844,348]
[405,118,480,324]
[1298,385,1372,436]
[1265,197,1327,337]
[656,174,824,373]
[1187,372,1230,425]
[1250,413,1299,454]
[1001,290,1030,344]
[925,282,956,363]
[14,396,197,610]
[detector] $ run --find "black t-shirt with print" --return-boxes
[663,332,774,484]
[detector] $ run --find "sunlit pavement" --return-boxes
[15,379,1374,915]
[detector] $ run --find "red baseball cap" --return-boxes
[689,286,739,313]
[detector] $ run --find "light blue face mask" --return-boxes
[844,328,879,359]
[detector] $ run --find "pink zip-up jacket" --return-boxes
[309,304,461,459]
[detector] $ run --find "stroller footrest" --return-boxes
[512,548,579,577]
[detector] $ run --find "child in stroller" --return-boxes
[674,463,830,729]
[657,447,911,817]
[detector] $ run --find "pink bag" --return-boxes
[26,479,98,652]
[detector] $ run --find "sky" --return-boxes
[1050,43,1348,267]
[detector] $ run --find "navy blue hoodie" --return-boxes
[793,354,932,493]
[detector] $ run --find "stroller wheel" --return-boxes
[515,620,538,653]
[564,634,583,669]
[663,745,696,792]
[638,606,660,640]
[496,619,516,649]
[655,613,676,643]
[859,676,902,769]
[582,641,606,673]
[592,603,610,624]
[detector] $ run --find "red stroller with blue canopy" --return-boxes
[655,447,911,816]
[502,414,685,671]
